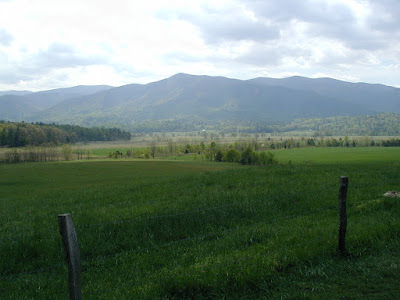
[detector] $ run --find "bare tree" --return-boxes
[148,140,157,158]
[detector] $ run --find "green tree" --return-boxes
[259,151,277,165]
[223,149,240,163]
[240,146,259,165]
[215,150,223,162]
[148,140,157,158]
[61,144,73,161]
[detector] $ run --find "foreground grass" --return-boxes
[0,148,399,299]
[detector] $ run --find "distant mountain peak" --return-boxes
[1,74,399,127]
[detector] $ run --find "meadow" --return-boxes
[0,147,399,299]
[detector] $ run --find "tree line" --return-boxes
[128,113,400,135]
[0,121,131,147]
[108,135,400,163]
[285,113,400,136]
[111,141,278,166]
[0,144,93,164]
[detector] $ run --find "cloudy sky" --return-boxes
[0,0,399,91]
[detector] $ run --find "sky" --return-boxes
[0,0,399,91]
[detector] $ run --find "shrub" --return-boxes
[239,147,277,166]
[223,149,240,163]
[259,151,278,165]
[240,147,259,165]
[215,150,223,162]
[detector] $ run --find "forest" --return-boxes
[0,121,131,147]
[129,113,400,135]
[283,113,400,136]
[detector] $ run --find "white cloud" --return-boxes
[0,28,13,46]
[0,0,399,91]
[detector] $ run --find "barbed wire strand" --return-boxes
[0,180,391,242]
[80,203,337,266]
[0,195,383,284]
[0,189,319,241]
[0,186,391,282]
[82,195,398,298]
[0,261,65,281]
[0,203,316,281]
[75,187,336,228]
[76,181,393,229]
[83,224,317,297]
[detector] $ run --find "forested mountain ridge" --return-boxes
[248,76,400,112]
[0,85,113,121]
[281,113,400,136]
[30,74,370,127]
[0,95,40,121]
[128,113,400,136]
[1,74,399,131]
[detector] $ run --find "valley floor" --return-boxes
[0,147,399,299]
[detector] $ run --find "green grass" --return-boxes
[84,147,143,157]
[271,146,400,164]
[1,147,400,299]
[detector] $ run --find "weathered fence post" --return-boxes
[58,214,82,300]
[338,176,349,255]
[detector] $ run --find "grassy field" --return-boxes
[271,146,400,164]
[1,147,400,299]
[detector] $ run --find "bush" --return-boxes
[259,151,278,165]
[240,147,259,165]
[239,147,277,166]
[215,150,223,162]
[223,149,240,163]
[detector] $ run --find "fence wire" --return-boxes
[80,203,337,267]
[75,192,393,297]
[75,187,335,229]
[75,180,393,230]
[0,261,65,281]
[0,179,395,294]
[81,207,333,298]
[0,179,391,243]
[0,195,377,283]
[82,195,395,298]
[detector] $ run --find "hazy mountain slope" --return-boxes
[30,83,146,122]
[28,74,371,127]
[20,85,114,109]
[0,85,113,121]
[0,90,32,96]
[0,95,40,121]
[116,74,367,121]
[248,76,400,112]
[3,74,399,129]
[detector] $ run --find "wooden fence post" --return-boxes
[338,176,348,255]
[58,214,82,300]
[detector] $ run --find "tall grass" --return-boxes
[0,148,399,299]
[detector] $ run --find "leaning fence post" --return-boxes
[338,176,348,255]
[58,214,82,300]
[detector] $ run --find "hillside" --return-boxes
[27,74,375,127]
[282,113,400,136]
[0,95,40,121]
[1,74,399,130]
[0,90,32,96]
[0,85,113,121]
[249,76,400,112]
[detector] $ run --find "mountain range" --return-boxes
[0,73,399,130]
